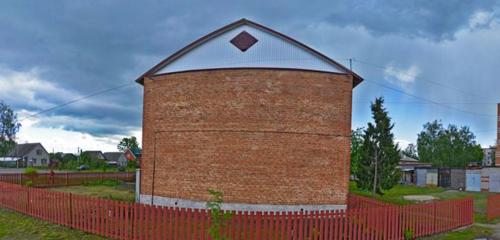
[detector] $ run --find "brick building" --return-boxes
[136,19,363,211]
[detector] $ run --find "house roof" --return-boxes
[104,152,124,162]
[124,148,139,161]
[6,143,46,157]
[398,153,432,171]
[400,152,418,162]
[82,151,105,160]
[135,18,363,87]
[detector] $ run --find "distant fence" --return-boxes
[0,182,473,240]
[348,195,473,238]
[487,194,500,221]
[347,194,390,209]
[0,172,135,187]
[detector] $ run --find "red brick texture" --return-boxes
[141,69,354,206]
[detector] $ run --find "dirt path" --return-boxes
[475,223,500,239]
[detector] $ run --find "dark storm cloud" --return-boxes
[326,0,498,41]
[0,0,498,139]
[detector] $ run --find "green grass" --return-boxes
[83,179,123,187]
[51,181,135,203]
[349,182,446,205]
[0,207,106,240]
[420,225,493,240]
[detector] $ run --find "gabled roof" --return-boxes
[124,148,139,161]
[104,152,124,162]
[136,18,363,87]
[82,151,105,160]
[400,152,418,162]
[7,143,47,157]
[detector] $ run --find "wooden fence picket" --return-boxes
[0,182,474,240]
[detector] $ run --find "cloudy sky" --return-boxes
[1,1,500,153]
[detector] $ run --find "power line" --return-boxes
[361,78,496,118]
[12,56,497,122]
[351,58,496,101]
[345,58,497,117]
[20,82,135,121]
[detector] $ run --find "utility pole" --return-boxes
[349,58,353,71]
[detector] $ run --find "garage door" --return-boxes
[490,174,500,193]
[416,169,427,187]
[466,172,481,192]
[427,172,438,186]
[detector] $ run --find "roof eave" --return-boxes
[135,18,364,89]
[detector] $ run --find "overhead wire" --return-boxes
[19,81,135,121]
[344,58,497,118]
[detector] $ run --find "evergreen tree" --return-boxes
[350,128,364,176]
[357,97,401,196]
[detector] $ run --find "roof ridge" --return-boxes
[135,18,362,87]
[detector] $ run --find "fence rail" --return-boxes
[487,194,500,221]
[0,182,473,240]
[0,172,135,187]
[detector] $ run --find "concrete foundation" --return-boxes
[139,194,346,212]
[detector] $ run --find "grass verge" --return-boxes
[50,180,135,203]
[420,225,493,240]
[349,182,446,205]
[0,207,106,240]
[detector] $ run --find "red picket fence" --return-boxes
[347,194,390,209]
[0,172,135,187]
[0,182,473,240]
[348,194,473,238]
[487,194,500,221]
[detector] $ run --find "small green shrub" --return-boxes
[207,189,233,240]
[24,180,33,187]
[404,228,414,240]
[127,160,138,169]
[24,168,38,186]
[23,167,38,175]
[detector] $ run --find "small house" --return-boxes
[398,153,431,184]
[4,143,50,167]
[82,151,106,161]
[103,152,128,167]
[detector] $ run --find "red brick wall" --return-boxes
[141,69,354,205]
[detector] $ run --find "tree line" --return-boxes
[351,97,484,196]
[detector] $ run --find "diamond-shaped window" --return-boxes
[230,31,258,52]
